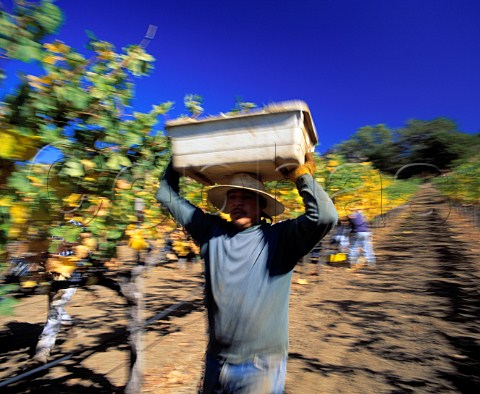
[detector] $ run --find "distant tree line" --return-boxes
[329,118,480,177]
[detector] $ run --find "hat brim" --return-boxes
[207,185,285,217]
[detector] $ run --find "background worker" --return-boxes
[33,286,76,363]
[33,244,79,364]
[156,153,337,393]
[331,216,350,253]
[347,206,376,268]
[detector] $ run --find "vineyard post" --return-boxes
[123,197,146,393]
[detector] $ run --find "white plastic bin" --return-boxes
[165,100,318,185]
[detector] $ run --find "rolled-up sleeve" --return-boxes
[155,164,198,227]
[156,164,221,244]
[277,173,338,263]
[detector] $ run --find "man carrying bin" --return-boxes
[156,152,337,393]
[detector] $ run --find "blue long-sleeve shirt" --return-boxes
[348,211,369,233]
[156,165,337,363]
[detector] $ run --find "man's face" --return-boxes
[225,190,262,230]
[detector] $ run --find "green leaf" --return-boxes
[66,86,90,111]
[122,132,143,147]
[106,229,124,240]
[64,160,85,177]
[0,37,11,51]
[97,115,114,129]
[118,154,132,167]
[11,42,43,62]
[33,99,55,112]
[38,1,64,33]
[0,296,18,316]
[153,102,174,115]
[0,16,16,38]
[7,173,31,193]
[64,226,82,243]
[88,220,105,235]
[50,226,65,238]
[90,87,107,99]
[39,125,62,144]
[0,284,19,297]
[106,155,120,170]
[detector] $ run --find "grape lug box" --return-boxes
[165,100,318,185]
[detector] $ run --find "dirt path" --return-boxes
[1,184,479,393]
[285,184,480,393]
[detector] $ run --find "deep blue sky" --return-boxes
[4,0,480,153]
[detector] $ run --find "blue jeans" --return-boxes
[201,353,287,393]
[349,232,376,266]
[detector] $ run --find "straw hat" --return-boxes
[207,173,285,217]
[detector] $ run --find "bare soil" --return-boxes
[1,183,480,393]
